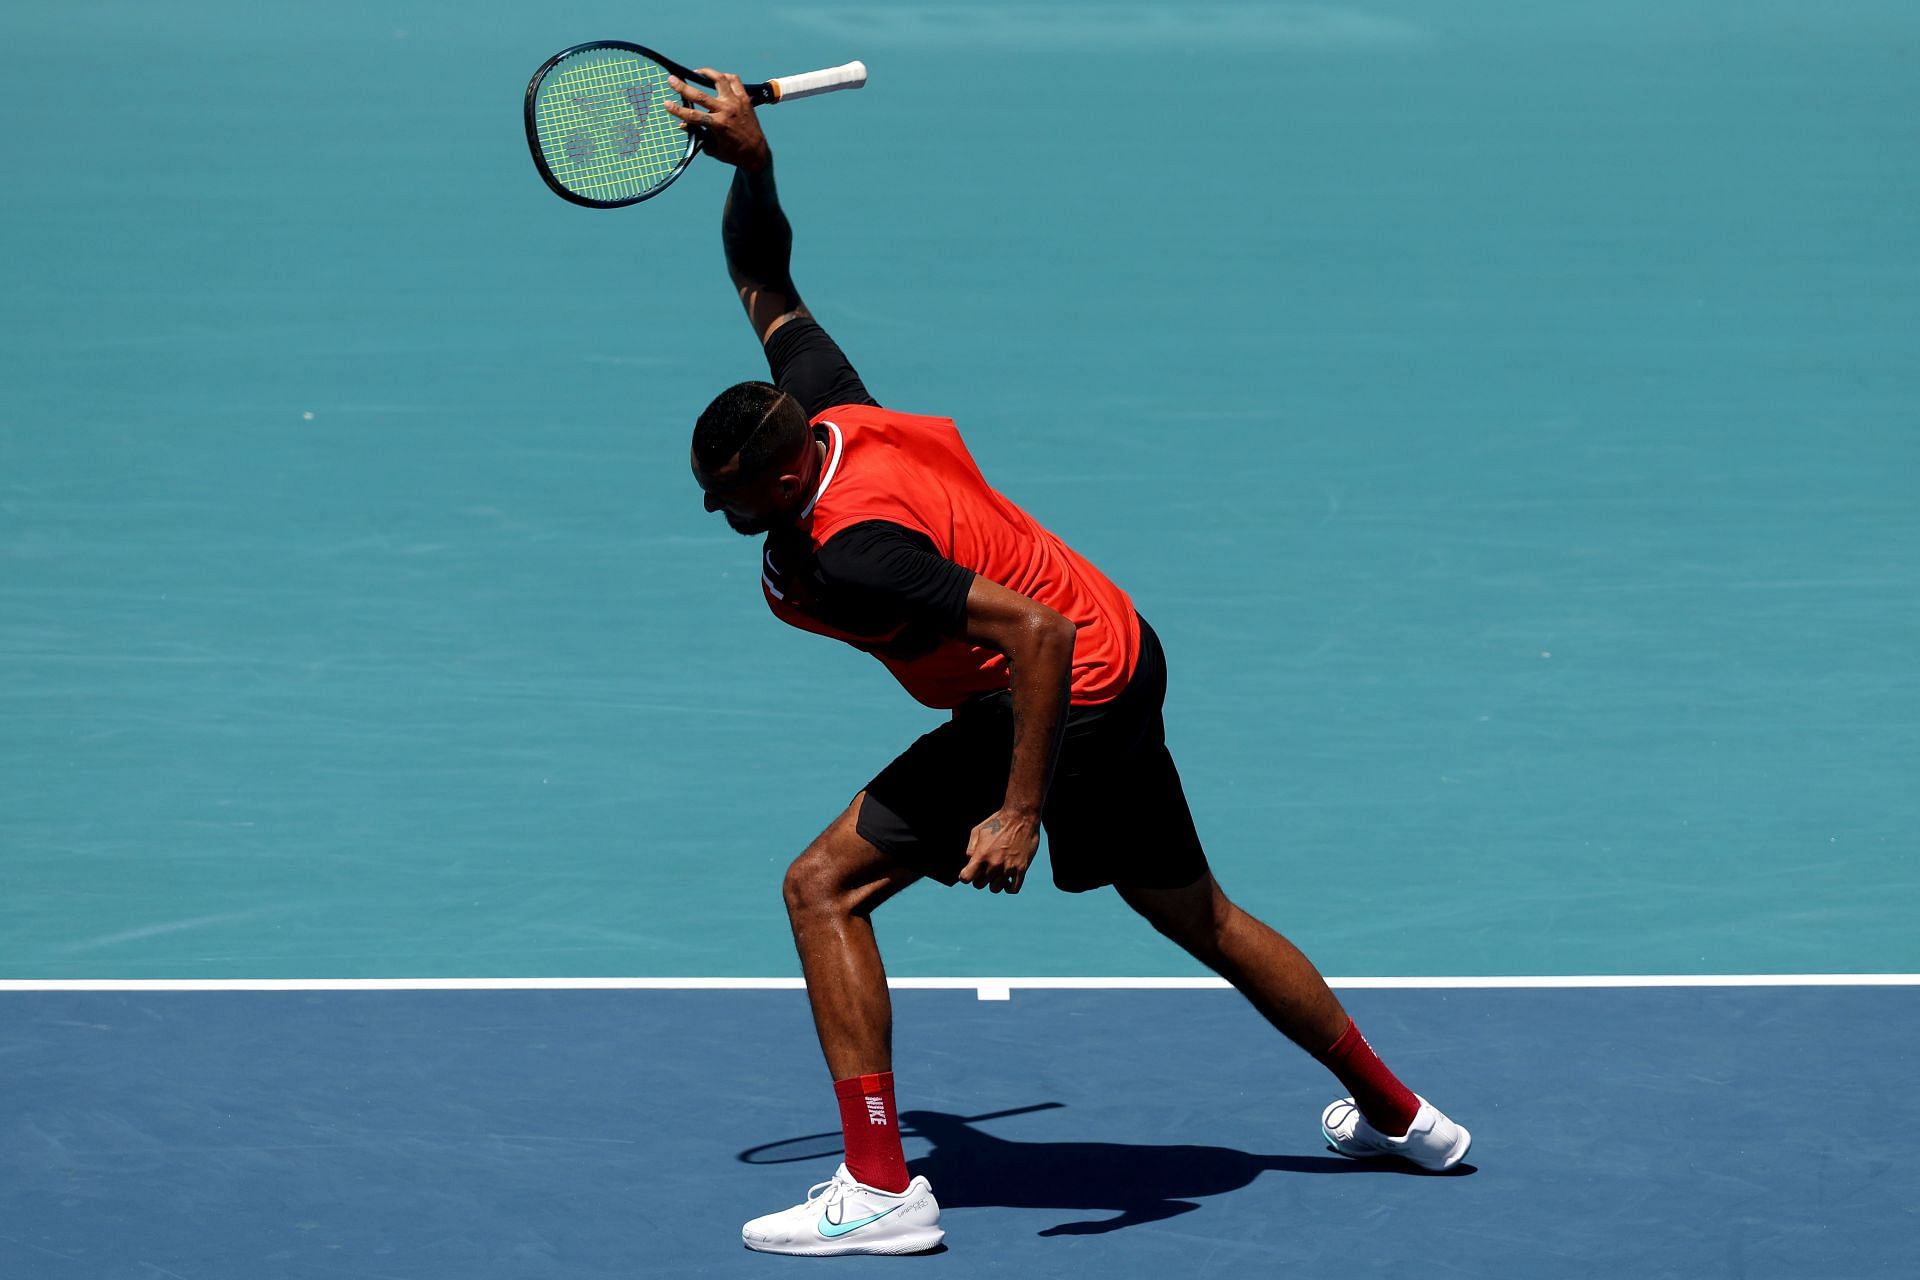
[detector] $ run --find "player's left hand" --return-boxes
[959,809,1041,894]
[663,69,771,173]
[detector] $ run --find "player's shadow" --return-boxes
[739,1102,1473,1236]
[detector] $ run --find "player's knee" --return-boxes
[1126,877,1233,957]
[782,844,853,918]
[1161,908,1229,962]
[782,852,828,916]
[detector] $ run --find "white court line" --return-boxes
[1,974,1916,1000]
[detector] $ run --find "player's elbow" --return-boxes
[1021,606,1077,660]
[963,579,1077,660]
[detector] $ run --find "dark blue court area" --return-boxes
[3,986,1912,1278]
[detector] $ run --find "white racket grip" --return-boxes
[771,60,867,102]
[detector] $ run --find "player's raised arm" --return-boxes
[665,69,808,343]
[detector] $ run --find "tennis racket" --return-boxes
[524,42,867,209]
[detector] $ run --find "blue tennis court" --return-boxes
[4,1,1917,1276]
[5,984,1917,1276]
[15,982,1920,1274]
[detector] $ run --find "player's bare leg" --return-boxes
[742,798,944,1256]
[781,795,920,1079]
[1118,871,1349,1052]
[1120,870,1471,1169]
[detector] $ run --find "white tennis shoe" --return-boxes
[1321,1096,1472,1171]
[741,1163,943,1256]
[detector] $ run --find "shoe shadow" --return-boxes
[739,1102,1474,1237]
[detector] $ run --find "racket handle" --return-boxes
[770,60,868,102]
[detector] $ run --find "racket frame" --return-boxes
[524,41,781,209]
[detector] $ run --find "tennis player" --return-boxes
[665,72,1472,1258]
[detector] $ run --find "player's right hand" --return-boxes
[664,69,771,173]
[958,808,1041,895]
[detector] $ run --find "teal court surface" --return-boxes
[3,2,1917,1276]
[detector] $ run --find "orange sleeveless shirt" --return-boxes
[761,404,1140,710]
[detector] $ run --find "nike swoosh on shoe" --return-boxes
[818,1205,902,1238]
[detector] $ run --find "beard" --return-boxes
[724,510,777,536]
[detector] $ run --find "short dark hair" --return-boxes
[693,381,808,477]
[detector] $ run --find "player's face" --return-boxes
[693,451,801,537]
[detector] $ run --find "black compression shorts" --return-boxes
[855,616,1210,893]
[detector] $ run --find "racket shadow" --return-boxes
[739,1102,1474,1236]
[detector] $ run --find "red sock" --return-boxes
[1314,1020,1422,1137]
[832,1071,910,1192]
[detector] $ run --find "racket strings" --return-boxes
[533,52,690,201]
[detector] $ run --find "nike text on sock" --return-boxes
[832,1071,911,1192]
[1314,1019,1421,1137]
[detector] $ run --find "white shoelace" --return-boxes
[805,1174,856,1219]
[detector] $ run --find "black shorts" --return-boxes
[855,616,1209,893]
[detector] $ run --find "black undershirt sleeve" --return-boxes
[814,521,975,636]
[764,316,879,420]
